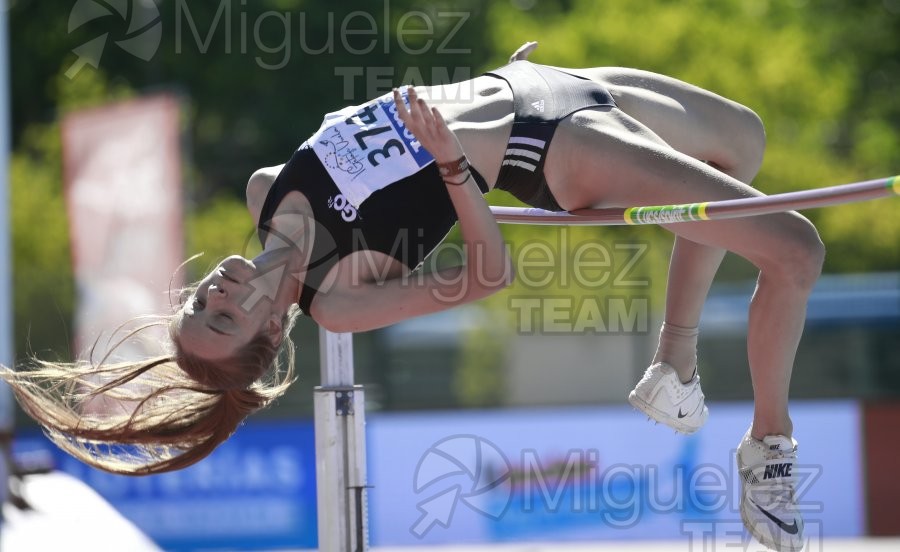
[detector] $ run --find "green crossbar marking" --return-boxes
[625,204,701,223]
[689,204,701,221]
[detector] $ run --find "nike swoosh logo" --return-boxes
[753,501,800,535]
[677,408,688,418]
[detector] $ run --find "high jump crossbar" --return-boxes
[313,174,897,551]
[490,175,899,225]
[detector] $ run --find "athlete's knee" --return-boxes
[728,105,766,175]
[704,104,765,181]
[769,215,825,289]
[741,107,766,158]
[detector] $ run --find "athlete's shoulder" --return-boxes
[246,164,285,226]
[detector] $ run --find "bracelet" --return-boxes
[437,156,469,178]
[443,171,472,186]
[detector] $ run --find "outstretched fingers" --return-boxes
[395,88,435,136]
[393,87,462,162]
[431,105,447,127]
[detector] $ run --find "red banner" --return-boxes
[863,401,900,535]
[62,95,183,360]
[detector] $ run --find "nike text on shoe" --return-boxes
[737,431,805,552]
[627,362,708,434]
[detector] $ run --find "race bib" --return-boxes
[307,86,434,207]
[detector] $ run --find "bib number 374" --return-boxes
[309,87,436,206]
[346,105,405,167]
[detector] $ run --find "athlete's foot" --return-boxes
[628,362,708,434]
[737,430,805,552]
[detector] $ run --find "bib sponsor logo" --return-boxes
[309,87,435,207]
[319,127,365,177]
[378,89,433,167]
[328,194,358,222]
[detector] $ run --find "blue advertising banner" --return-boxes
[367,400,864,547]
[16,420,317,551]
[16,401,864,549]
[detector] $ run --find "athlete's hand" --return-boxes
[393,86,464,164]
[509,41,538,63]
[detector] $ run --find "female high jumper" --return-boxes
[2,43,818,552]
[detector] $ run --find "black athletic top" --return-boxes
[257,145,489,315]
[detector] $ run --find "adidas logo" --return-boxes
[763,462,793,480]
[531,99,545,113]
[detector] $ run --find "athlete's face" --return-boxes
[177,256,279,360]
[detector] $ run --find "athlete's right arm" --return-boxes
[392,87,514,304]
[310,90,514,333]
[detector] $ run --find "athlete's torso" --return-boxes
[256,65,618,315]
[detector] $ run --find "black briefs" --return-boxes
[484,61,617,211]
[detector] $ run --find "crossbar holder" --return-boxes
[315,329,368,551]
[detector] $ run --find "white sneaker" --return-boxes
[737,430,805,552]
[627,362,708,434]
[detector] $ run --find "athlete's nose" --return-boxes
[209,284,227,299]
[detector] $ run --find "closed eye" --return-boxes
[193,296,205,310]
[207,323,228,336]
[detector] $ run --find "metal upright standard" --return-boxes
[314,328,368,551]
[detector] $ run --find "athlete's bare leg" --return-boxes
[546,102,823,439]
[562,67,768,382]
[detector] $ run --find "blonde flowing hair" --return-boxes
[0,304,300,476]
